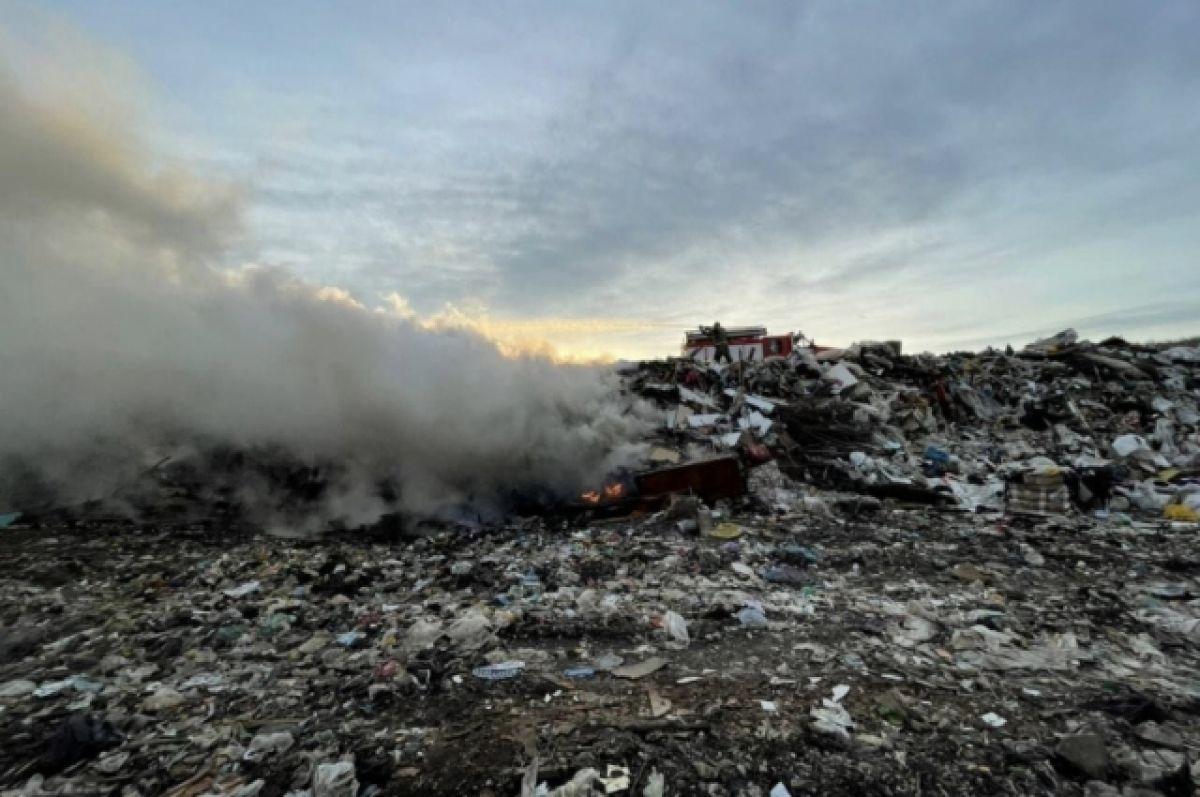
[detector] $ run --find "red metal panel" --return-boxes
[762,335,792,357]
[635,455,745,504]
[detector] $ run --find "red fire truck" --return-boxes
[682,326,795,362]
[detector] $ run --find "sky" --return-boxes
[6,0,1200,360]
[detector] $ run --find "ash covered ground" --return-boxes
[2,331,1200,797]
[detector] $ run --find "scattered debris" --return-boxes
[1,330,1199,794]
[981,712,1007,728]
[612,657,669,680]
[43,714,123,772]
[472,661,525,680]
[1056,733,1112,781]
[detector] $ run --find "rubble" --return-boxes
[1057,734,1112,781]
[0,330,1198,794]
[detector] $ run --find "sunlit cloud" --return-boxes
[377,291,668,362]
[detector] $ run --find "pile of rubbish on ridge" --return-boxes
[3,328,1197,535]
[616,329,1200,523]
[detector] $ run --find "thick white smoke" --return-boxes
[0,23,649,529]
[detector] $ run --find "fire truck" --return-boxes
[681,326,796,362]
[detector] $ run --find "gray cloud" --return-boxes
[81,0,1197,351]
[480,2,1200,311]
[946,299,1200,352]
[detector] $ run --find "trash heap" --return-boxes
[625,330,1200,522]
[0,330,1199,796]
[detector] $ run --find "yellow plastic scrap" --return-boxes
[708,522,743,540]
[1158,468,1181,482]
[1164,504,1199,522]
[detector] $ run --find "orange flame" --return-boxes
[582,482,625,505]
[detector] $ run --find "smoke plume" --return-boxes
[0,22,649,529]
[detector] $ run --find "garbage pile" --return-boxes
[0,330,1199,796]
[625,330,1200,522]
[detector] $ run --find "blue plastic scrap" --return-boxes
[473,661,525,680]
[923,446,950,463]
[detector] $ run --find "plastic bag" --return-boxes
[313,761,358,797]
[662,610,690,644]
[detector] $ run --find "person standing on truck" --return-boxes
[711,321,732,363]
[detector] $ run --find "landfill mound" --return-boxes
[1,330,1200,795]
[628,329,1199,521]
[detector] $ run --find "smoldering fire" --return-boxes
[0,47,651,530]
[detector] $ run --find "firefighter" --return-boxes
[711,321,732,364]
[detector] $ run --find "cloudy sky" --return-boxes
[7,1,1200,359]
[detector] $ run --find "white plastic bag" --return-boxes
[662,610,690,645]
[312,761,358,797]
